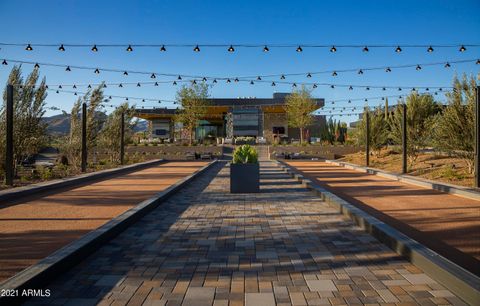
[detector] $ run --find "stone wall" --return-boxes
[269,145,360,160]
[263,113,288,143]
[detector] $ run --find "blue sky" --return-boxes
[0,0,479,123]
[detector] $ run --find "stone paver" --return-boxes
[24,161,464,306]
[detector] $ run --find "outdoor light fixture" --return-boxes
[358,69,363,74]
[228,45,235,52]
[73,84,77,89]
[66,66,71,71]
[56,90,59,94]
[74,92,77,96]
[271,82,276,86]
[416,65,422,70]
[398,87,402,91]
[2,60,7,65]
[292,83,297,87]
[91,45,98,52]
[366,87,370,90]
[103,84,107,88]
[137,83,141,87]
[234,78,239,82]
[313,84,317,88]
[124,71,128,76]
[280,75,285,79]
[307,73,312,78]
[192,80,197,84]
[332,71,337,76]
[296,46,303,52]
[395,46,402,53]
[263,45,269,52]
[227,79,231,83]
[427,46,434,52]
[349,86,353,90]
[126,45,133,52]
[151,73,156,79]
[119,83,123,87]
[34,63,40,68]
[177,75,182,80]
[330,46,337,52]
[459,45,466,52]
[154,82,159,86]
[160,45,166,51]
[250,81,254,85]
[426,87,429,91]
[87,84,91,89]
[330,85,335,89]
[173,81,177,85]
[193,45,200,52]
[213,79,217,83]
[386,67,391,72]
[26,44,33,51]
[363,46,369,52]
[58,85,62,89]
[202,77,207,82]
[444,62,451,68]
[382,87,386,91]
[439,88,443,91]
[58,44,65,51]
[348,100,351,103]
[476,59,480,65]
[94,68,100,74]
[257,76,261,80]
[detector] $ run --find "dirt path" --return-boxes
[0,161,207,282]
[285,160,480,276]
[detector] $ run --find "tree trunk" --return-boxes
[300,127,304,144]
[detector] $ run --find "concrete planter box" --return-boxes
[230,163,260,193]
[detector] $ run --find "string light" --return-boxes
[25,44,33,51]
[228,45,235,52]
[307,73,312,78]
[213,79,217,83]
[263,45,269,52]
[257,76,262,81]
[124,71,128,76]
[271,82,276,86]
[459,45,466,52]
[349,86,353,90]
[416,64,422,71]
[363,46,369,52]
[34,63,40,68]
[66,66,71,71]
[280,75,285,80]
[395,46,402,53]
[73,84,77,89]
[2,60,7,65]
[250,81,254,85]
[177,75,182,80]
[91,45,98,52]
[332,71,337,76]
[444,62,451,68]
[119,83,123,87]
[160,45,166,52]
[296,46,303,52]
[58,44,65,51]
[202,77,207,82]
[173,81,177,85]
[227,79,231,83]
[151,73,156,79]
[94,68,100,74]
[154,82,159,86]
[330,46,337,52]
[386,67,391,72]
[193,45,200,52]
[476,59,480,65]
[427,46,434,52]
[358,69,363,74]
[126,45,133,52]
[137,83,141,87]
[313,84,317,88]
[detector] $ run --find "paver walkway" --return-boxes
[0,161,208,282]
[25,162,466,306]
[284,160,480,276]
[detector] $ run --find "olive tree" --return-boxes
[285,86,317,144]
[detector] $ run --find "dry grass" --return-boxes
[340,148,474,187]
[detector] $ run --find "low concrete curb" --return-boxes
[0,160,217,305]
[326,159,480,201]
[275,160,480,306]
[0,159,166,203]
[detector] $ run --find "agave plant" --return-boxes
[232,145,258,164]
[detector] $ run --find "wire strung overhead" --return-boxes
[2,42,478,53]
[2,57,478,87]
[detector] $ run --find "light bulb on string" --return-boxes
[58,44,65,51]
[292,83,297,87]
[427,46,434,52]
[395,46,402,53]
[363,46,369,52]
[126,45,133,52]
[34,63,40,69]
[227,79,231,83]
[263,45,269,52]
[444,62,451,68]
[103,84,107,88]
[358,69,363,74]
[349,86,353,90]
[119,83,123,88]
[313,84,317,88]
[137,83,141,87]
[386,67,391,72]
[250,81,254,85]
[94,68,100,74]
[2,60,7,65]
[202,77,207,82]
[88,85,92,89]
[66,66,71,71]
[213,79,217,83]
[73,85,77,89]
[91,45,98,52]
[271,82,276,86]
[257,76,262,81]
[154,82,159,86]
[332,71,337,76]
[459,45,466,52]
[193,45,200,52]
[177,75,182,80]
[151,73,156,79]
[280,75,285,80]
[228,45,235,52]
[307,73,312,78]
[160,45,166,52]
[173,81,177,85]
[124,71,128,76]
[416,64,422,71]
[296,46,303,52]
[234,78,239,82]
[330,46,337,52]
[25,44,33,51]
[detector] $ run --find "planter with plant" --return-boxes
[230,145,260,193]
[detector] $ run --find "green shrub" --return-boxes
[232,145,258,164]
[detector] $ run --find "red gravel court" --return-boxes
[285,160,480,276]
[0,161,208,282]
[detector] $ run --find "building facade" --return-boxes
[135,93,325,143]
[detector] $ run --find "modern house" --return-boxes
[135,93,325,143]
